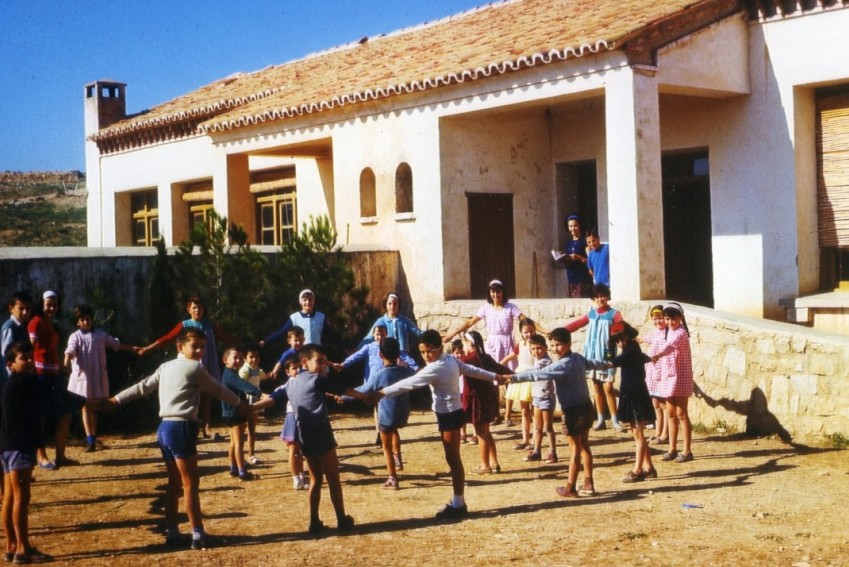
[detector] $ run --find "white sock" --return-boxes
[450,495,466,508]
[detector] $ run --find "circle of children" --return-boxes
[0,274,694,557]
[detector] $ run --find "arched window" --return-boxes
[359,168,377,218]
[395,162,413,214]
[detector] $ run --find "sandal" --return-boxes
[660,451,678,462]
[577,482,596,496]
[555,484,578,498]
[543,453,558,464]
[643,467,658,479]
[470,464,492,475]
[622,470,645,483]
[674,452,694,463]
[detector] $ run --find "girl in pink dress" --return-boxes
[64,304,141,452]
[643,304,668,444]
[651,302,694,463]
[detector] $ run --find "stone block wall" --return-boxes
[414,299,849,443]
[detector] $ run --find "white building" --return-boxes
[85,0,849,320]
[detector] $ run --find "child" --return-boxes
[606,321,656,482]
[451,340,473,444]
[253,344,365,533]
[586,228,610,288]
[459,331,510,475]
[63,304,142,452]
[644,305,668,444]
[268,326,305,379]
[278,355,307,490]
[106,328,249,550]
[500,318,536,449]
[564,283,625,432]
[651,302,694,463]
[358,292,424,358]
[355,337,415,489]
[1,342,52,564]
[523,334,556,464]
[239,346,267,465]
[502,328,606,498]
[332,324,417,445]
[221,348,262,481]
[142,296,237,439]
[1,292,33,384]
[370,329,499,519]
[260,290,326,347]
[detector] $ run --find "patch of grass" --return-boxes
[0,200,86,246]
[826,432,849,449]
[692,420,737,435]
[692,422,709,434]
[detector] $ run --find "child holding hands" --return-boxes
[64,304,142,453]
[523,334,556,464]
[503,328,606,498]
[238,346,267,465]
[221,347,263,481]
[105,328,249,550]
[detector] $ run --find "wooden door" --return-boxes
[467,193,515,298]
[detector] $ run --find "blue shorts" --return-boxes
[533,394,555,411]
[157,421,199,461]
[1,450,37,474]
[436,409,466,432]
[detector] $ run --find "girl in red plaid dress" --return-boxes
[651,303,694,463]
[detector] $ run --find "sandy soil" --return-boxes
[22,410,848,566]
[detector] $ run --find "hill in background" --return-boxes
[0,171,87,246]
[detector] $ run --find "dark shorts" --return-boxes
[223,413,247,428]
[561,400,595,437]
[157,420,200,461]
[1,450,37,474]
[297,419,337,458]
[436,409,466,432]
[38,373,72,419]
[377,423,399,434]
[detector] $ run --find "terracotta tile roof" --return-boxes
[92,0,739,143]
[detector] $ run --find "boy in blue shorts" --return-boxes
[2,342,52,564]
[502,328,606,499]
[106,328,249,550]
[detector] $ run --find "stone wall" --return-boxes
[414,299,849,443]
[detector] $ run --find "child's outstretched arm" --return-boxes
[443,315,482,344]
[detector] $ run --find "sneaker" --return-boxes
[660,451,679,462]
[435,503,468,520]
[622,470,645,483]
[83,443,96,453]
[12,549,52,564]
[393,453,403,471]
[543,453,558,464]
[239,471,256,481]
[523,451,541,462]
[382,476,399,489]
[337,515,355,531]
[555,485,578,498]
[229,469,239,478]
[38,461,56,471]
[190,535,207,551]
[298,474,309,490]
[674,452,694,463]
[591,420,606,431]
[247,455,261,465]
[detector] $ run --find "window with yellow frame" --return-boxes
[131,190,160,246]
[257,192,297,246]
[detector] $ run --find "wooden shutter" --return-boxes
[817,91,849,247]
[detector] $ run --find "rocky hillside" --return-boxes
[0,171,87,246]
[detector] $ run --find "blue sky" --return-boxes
[0,1,487,173]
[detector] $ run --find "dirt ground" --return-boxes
[23,409,848,566]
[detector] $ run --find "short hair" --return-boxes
[283,354,300,369]
[586,227,600,239]
[287,326,305,339]
[176,328,205,345]
[373,323,388,333]
[72,304,95,322]
[186,296,204,307]
[420,329,442,349]
[450,339,463,351]
[548,328,571,344]
[4,341,33,363]
[8,291,33,309]
[609,321,639,349]
[222,346,243,359]
[245,345,261,356]
[528,334,547,347]
[379,337,401,360]
[592,283,611,299]
[298,343,325,362]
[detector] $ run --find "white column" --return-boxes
[604,67,664,300]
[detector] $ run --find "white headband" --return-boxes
[488,279,503,288]
[43,290,58,300]
[299,289,314,300]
